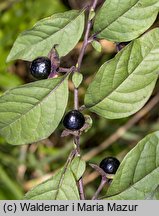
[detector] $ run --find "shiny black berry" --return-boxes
[63,110,85,131]
[99,157,120,174]
[30,57,51,79]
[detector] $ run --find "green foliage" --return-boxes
[7,10,85,61]
[0,75,69,145]
[91,40,102,53]
[94,0,159,42]
[70,157,86,181]
[24,157,86,200]
[146,186,159,200]
[1,0,159,201]
[104,131,159,199]
[85,28,159,119]
[0,0,66,92]
[72,72,83,88]
[89,9,96,20]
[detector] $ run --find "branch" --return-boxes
[74,0,99,200]
[58,66,76,73]
[23,92,159,191]
[92,0,99,9]
[77,0,98,71]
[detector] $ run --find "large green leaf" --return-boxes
[7,10,85,62]
[24,166,79,200]
[104,131,159,200]
[94,0,159,42]
[0,76,68,145]
[85,28,159,119]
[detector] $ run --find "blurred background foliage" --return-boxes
[0,0,159,200]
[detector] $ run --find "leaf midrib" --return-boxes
[106,135,159,198]
[95,0,139,35]
[7,11,84,61]
[26,166,77,200]
[87,34,159,108]
[105,166,159,199]
[0,75,68,131]
[54,168,68,200]
[19,11,83,49]
[27,178,77,200]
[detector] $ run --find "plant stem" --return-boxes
[58,66,76,73]
[74,134,84,199]
[77,0,98,71]
[74,88,79,110]
[77,20,91,71]
[73,0,99,200]
[78,177,85,200]
[92,176,107,200]
[92,0,99,9]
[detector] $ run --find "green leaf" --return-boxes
[0,75,69,145]
[94,0,159,42]
[89,9,95,20]
[104,131,159,200]
[24,166,79,200]
[72,72,83,88]
[83,115,93,132]
[70,157,86,180]
[154,188,159,200]
[85,28,159,119]
[91,40,102,53]
[146,186,159,200]
[7,10,85,62]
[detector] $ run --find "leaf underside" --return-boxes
[7,10,85,62]
[94,0,159,42]
[85,28,159,119]
[72,72,83,88]
[0,76,68,145]
[70,157,86,181]
[104,131,159,200]
[24,158,85,200]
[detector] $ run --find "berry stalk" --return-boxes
[92,176,107,200]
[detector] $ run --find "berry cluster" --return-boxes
[30,57,85,131]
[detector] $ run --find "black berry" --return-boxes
[30,57,51,79]
[99,157,120,174]
[63,110,85,131]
